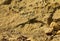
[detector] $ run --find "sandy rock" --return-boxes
[51,35,60,41]
[41,25,53,33]
[56,30,60,35]
[53,9,60,19]
[0,0,60,41]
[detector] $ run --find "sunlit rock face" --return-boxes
[0,0,60,41]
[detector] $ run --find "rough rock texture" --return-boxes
[0,0,60,41]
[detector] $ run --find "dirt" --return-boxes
[0,0,60,41]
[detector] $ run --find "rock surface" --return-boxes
[0,0,60,41]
